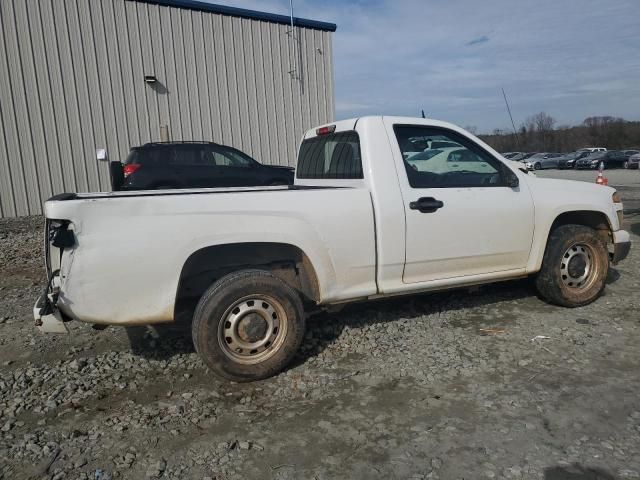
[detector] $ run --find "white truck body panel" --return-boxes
[378,117,535,284]
[45,187,376,324]
[37,116,629,328]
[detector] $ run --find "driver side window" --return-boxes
[394,125,505,188]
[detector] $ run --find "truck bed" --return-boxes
[44,186,377,325]
[49,184,338,201]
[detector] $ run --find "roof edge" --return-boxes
[132,0,337,32]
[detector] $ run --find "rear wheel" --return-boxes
[192,269,305,382]
[623,160,629,169]
[535,225,609,307]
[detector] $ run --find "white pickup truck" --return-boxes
[35,116,630,381]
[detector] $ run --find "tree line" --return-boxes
[475,114,640,153]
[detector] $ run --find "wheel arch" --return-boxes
[549,210,612,240]
[175,242,321,320]
[529,209,613,273]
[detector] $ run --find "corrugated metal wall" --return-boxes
[0,0,335,217]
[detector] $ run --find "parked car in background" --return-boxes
[527,152,563,170]
[512,152,537,161]
[502,152,523,159]
[557,151,591,169]
[576,151,608,169]
[578,147,607,153]
[628,152,640,169]
[117,141,294,191]
[622,150,640,169]
[575,150,637,169]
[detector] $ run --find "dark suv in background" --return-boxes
[111,142,294,191]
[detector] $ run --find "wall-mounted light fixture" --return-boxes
[144,75,157,84]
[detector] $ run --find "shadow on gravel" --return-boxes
[606,267,621,285]
[290,278,536,369]
[125,324,195,360]
[125,297,200,360]
[124,297,197,360]
[123,279,537,365]
[122,264,625,368]
[544,463,616,480]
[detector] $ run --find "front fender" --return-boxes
[524,176,618,273]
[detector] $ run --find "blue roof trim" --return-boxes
[134,0,337,32]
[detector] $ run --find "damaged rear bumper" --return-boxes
[33,272,69,334]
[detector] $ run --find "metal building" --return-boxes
[0,0,336,217]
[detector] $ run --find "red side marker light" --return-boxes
[316,125,336,135]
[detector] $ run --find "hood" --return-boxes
[524,175,615,204]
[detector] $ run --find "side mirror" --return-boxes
[505,168,519,188]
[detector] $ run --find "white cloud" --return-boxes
[216,0,640,132]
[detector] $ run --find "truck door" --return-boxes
[388,122,535,284]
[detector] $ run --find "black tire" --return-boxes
[535,225,609,307]
[192,269,305,382]
[534,162,541,170]
[623,161,629,169]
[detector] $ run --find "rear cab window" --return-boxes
[297,131,363,179]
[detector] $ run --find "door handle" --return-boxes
[409,197,444,213]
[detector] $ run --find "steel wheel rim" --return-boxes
[560,243,597,290]
[218,295,288,364]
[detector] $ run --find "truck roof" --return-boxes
[305,116,477,140]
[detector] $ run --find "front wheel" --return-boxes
[623,161,629,169]
[192,269,305,382]
[534,163,542,170]
[535,225,609,307]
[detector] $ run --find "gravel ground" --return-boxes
[1,169,639,480]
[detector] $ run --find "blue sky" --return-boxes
[219,0,640,133]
